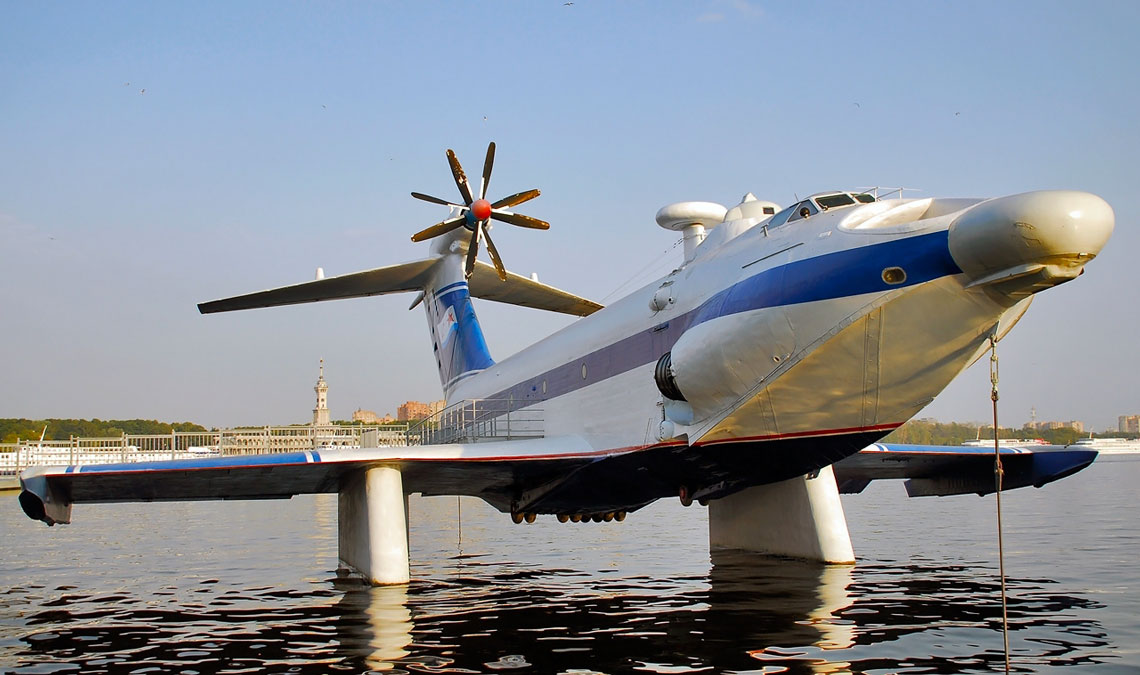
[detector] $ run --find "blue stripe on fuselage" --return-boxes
[481,229,961,406]
[693,229,960,326]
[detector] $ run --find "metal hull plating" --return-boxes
[443,201,1046,503]
[25,189,1112,528]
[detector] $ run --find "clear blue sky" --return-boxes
[2,1,1137,430]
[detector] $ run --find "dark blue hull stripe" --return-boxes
[483,230,960,406]
[74,452,315,473]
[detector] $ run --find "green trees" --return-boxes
[881,418,1092,446]
[0,419,207,443]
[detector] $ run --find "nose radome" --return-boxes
[948,190,1114,291]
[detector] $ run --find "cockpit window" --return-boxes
[815,193,856,210]
[767,204,796,228]
[788,200,818,222]
[767,191,875,230]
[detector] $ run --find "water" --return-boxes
[1,456,1137,674]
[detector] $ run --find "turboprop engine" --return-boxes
[656,304,797,427]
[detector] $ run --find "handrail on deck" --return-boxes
[404,398,544,446]
[1,423,414,474]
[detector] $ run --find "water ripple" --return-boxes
[3,459,1138,673]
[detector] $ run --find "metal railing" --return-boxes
[0,404,545,476]
[404,398,543,446]
[0,424,412,475]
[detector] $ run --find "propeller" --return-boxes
[411,142,548,280]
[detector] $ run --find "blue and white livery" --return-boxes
[18,144,1114,584]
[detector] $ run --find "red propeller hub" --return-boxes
[471,198,492,221]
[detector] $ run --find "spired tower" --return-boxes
[313,359,330,426]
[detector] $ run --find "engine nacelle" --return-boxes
[658,306,796,424]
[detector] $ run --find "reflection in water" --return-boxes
[0,544,1118,673]
[336,585,414,671]
[705,553,855,670]
[3,459,1136,673]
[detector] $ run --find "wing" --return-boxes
[19,441,1098,527]
[17,437,625,526]
[832,443,1098,497]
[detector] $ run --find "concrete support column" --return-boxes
[338,465,410,585]
[708,465,855,564]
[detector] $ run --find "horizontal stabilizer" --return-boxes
[198,258,439,313]
[198,258,602,317]
[467,261,602,317]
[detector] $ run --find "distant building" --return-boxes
[1120,415,1140,434]
[313,360,330,426]
[352,409,395,424]
[397,401,432,421]
[397,399,446,421]
[1026,420,1085,433]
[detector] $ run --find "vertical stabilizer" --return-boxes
[423,254,494,397]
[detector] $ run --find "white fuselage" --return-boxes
[448,199,999,451]
[416,189,1113,504]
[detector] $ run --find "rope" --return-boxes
[601,237,684,303]
[989,335,1011,672]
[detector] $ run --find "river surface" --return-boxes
[1,456,1137,674]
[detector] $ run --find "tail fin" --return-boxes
[424,277,494,394]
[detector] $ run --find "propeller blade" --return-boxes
[480,142,496,200]
[464,222,482,279]
[411,215,467,242]
[490,210,550,230]
[411,191,463,208]
[447,149,474,205]
[490,189,541,210]
[481,223,508,281]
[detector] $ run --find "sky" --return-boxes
[1,1,1137,431]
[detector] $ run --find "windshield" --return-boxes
[767,204,796,228]
[815,193,856,210]
[766,191,876,229]
[788,201,818,222]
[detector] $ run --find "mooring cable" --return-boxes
[989,335,1011,672]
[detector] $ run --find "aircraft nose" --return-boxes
[948,190,1114,292]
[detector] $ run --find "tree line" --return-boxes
[879,418,1109,446]
[1,418,208,443]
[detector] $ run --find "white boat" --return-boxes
[961,438,1048,447]
[1071,437,1140,455]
